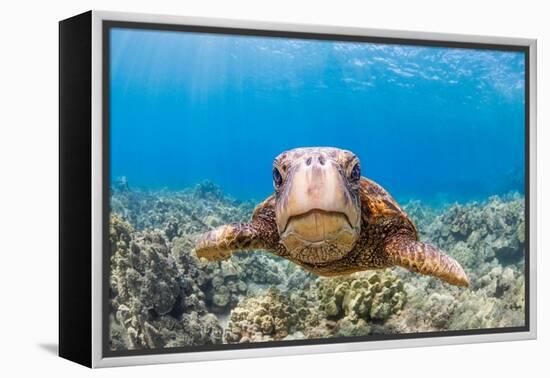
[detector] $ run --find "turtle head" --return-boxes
[272,147,362,264]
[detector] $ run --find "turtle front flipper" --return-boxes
[384,235,469,287]
[195,222,264,261]
[195,195,280,261]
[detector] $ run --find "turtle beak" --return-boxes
[275,153,361,236]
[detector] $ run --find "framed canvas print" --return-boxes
[59,10,537,368]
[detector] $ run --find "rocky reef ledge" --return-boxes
[109,180,526,350]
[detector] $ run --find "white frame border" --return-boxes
[90,10,537,368]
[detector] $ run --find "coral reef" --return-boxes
[449,266,525,330]
[385,265,525,333]
[316,271,406,336]
[402,200,441,235]
[225,271,407,342]
[199,260,248,312]
[236,253,288,286]
[172,238,285,314]
[109,182,293,350]
[109,214,223,349]
[108,178,526,350]
[425,194,525,278]
[111,180,255,234]
[225,287,303,343]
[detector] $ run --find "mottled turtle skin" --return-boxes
[196,147,469,287]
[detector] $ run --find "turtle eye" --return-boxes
[350,163,361,182]
[273,167,283,188]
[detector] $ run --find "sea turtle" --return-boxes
[195,147,469,287]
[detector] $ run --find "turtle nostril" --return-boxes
[318,156,325,165]
[306,157,312,166]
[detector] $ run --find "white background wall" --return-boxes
[0,0,546,376]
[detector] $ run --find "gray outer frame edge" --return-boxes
[90,10,537,368]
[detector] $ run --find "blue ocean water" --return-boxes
[109,28,525,204]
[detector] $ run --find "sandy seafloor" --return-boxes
[108,180,526,351]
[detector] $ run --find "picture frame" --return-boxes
[59,10,537,368]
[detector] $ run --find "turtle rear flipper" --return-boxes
[385,235,470,287]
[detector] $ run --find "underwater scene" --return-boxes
[107,27,526,352]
